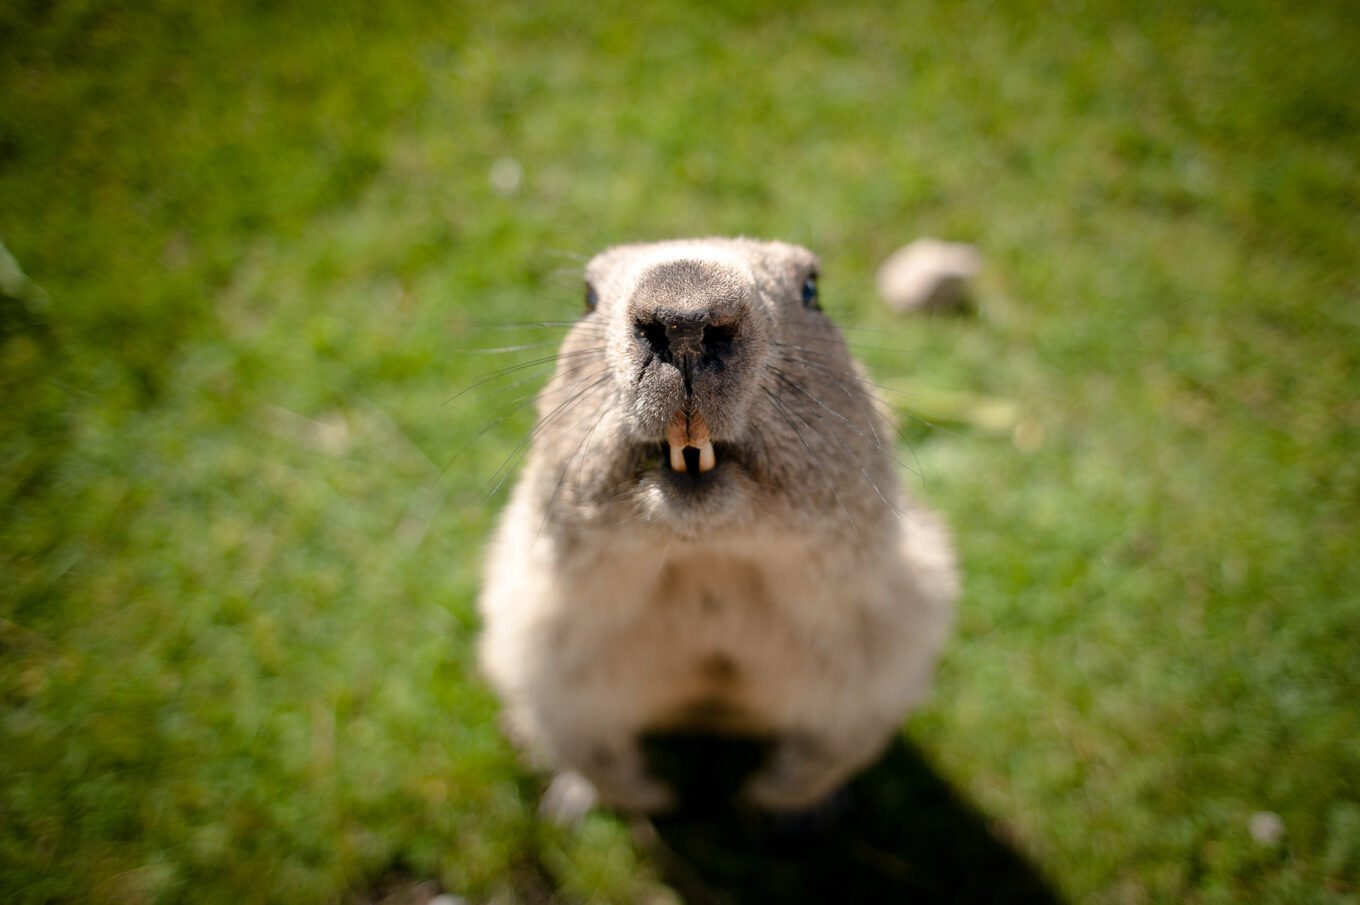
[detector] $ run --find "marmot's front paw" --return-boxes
[744,770,843,812]
[594,772,676,814]
[741,739,846,812]
[540,769,676,823]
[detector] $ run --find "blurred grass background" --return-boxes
[2,0,1358,901]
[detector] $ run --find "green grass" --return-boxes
[3,0,1358,901]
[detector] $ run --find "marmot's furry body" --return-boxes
[479,239,957,813]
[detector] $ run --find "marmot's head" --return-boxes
[529,238,896,538]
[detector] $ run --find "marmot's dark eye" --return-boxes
[584,282,599,312]
[801,274,820,309]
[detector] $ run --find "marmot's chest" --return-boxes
[591,547,850,648]
[573,551,850,732]
[648,554,770,613]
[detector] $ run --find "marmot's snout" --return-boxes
[626,257,763,472]
[630,258,753,384]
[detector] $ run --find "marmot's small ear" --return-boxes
[584,282,599,312]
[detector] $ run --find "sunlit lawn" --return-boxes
[2,1,1358,901]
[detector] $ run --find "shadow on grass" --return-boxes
[639,734,1064,905]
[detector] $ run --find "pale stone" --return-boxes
[876,238,981,312]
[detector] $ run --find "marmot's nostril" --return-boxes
[701,323,737,361]
[637,311,740,366]
[635,319,670,357]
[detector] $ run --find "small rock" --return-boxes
[876,238,981,313]
[1249,810,1285,846]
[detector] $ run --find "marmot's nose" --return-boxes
[634,308,739,366]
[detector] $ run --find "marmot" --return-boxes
[479,238,957,814]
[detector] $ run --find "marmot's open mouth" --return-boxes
[645,441,737,484]
[668,438,715,474]
[665,408,716,475]
[631,408,741,484]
